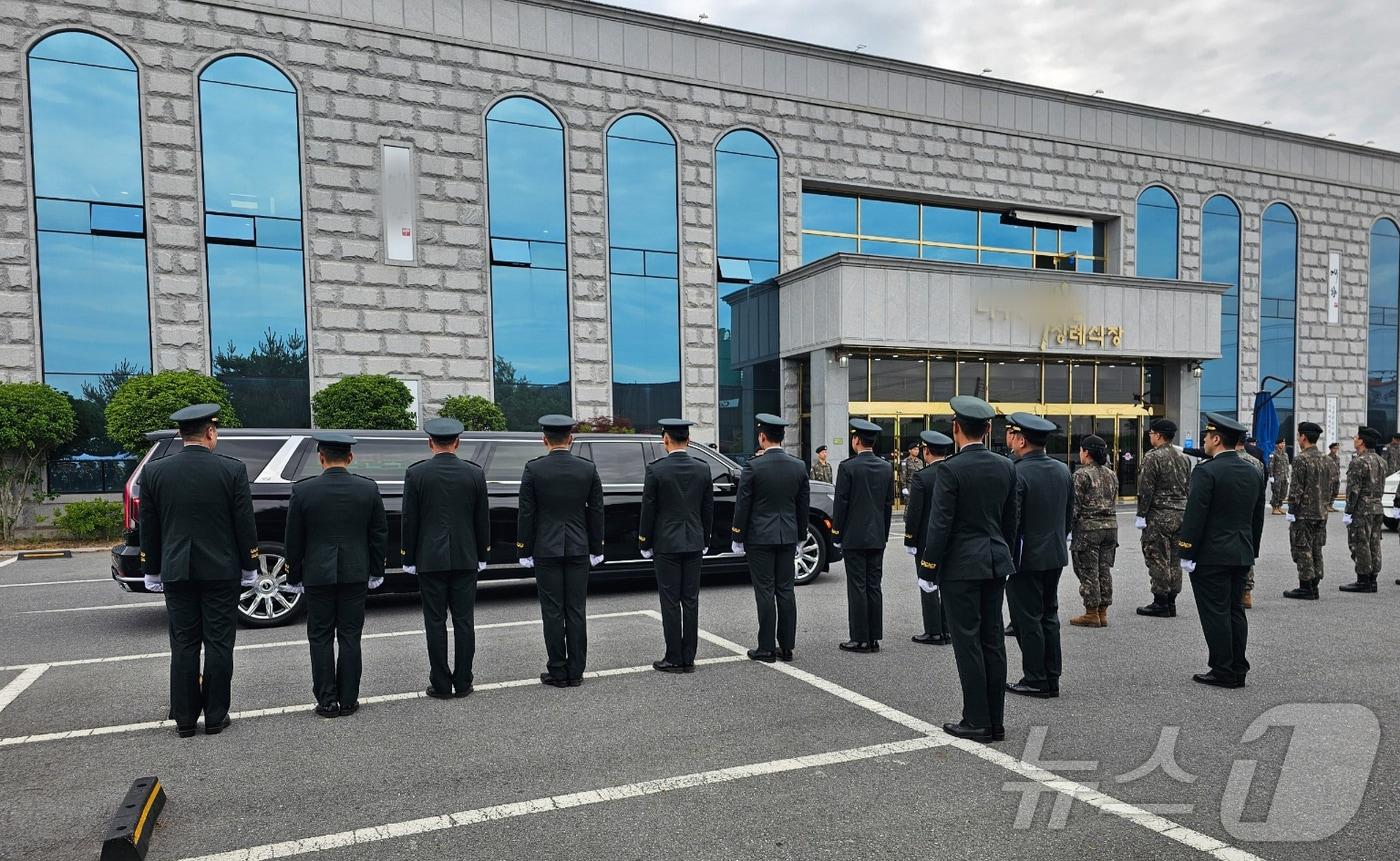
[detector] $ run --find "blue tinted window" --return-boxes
[1199,195,1241,423]
[803,192,857,234]
[28,32,151,488]
[199,56,309,427]
[861,239,919,258]
[802,234,856,264]
[922,245,977,263]
[1136,186,1179,279]
[1260,203,1298,440]
[486,97,572,429]
[980,212,1032,251]
[860,199,918,240]
[1369,218,1400,433]
[610,248,645,275]
[922,206,978,246]
[607,115,680,430]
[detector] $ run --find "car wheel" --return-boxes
[794,524,826,586]
[238,542,304,628]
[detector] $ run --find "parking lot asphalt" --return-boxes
[1,511,1396,861]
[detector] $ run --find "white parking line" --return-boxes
[175,736,944,861]
[0,610,654,671]
[0,577,109,588]
[0,655,747,749]
[19,601,165,615]
[0,556,16,569]
[0,666,48,716]
[674,612,1267,861]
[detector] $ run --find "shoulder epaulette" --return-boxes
[406,458,430,470]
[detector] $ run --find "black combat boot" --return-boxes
[1136,595,1173,617]
[1283,580,1318,600]
[1339,579,1378,593]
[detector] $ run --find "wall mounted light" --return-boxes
[1189,360,1204,379]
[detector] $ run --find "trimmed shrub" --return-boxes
[439,395,507,432]
[312,375,415,430]
[105,371,240,455]
[0,382,77,541]
[55,498,123,541]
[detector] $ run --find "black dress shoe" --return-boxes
[682,663,696,673]
[539,674,568,688]
[176,725,197,739]
[942,720,994,741]
[314,703,340,719]
[989,726,1006,742]
[1192,671,1244,689]
[453,686,473,698]
[205,716,232,734]
[1005,681,1056,698]
[779,649,794,662]
[747,649,777,663]
[911,633,938,644]
[839,640,873,653]
[870,641,880,653]
[653,660,686,673]
[1136,598,1175,617]
[338,702,359,717]
[1283,584,1318,600]
[425,687,454,699]
[566,678,582,687]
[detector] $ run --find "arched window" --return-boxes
[1199,195,1241,424]
[1260,203,1298,442]
[606,115,680,430]
[485,97,571,429]
[715,130,780,454]
[27,31,150,492]
[1135,185,1179,279]
[198,55,309,427]
[1369,218,1400,432]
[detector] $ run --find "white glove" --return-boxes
[1066,532,1073,544]
[368,576,384,590]
[589,554,605,567]
[905,546,917,556]
[240,569,258,587]
[143,573,164,593]
[286,583,305,594]
[1179,559,1196,574]
[640,549,653,559]
[519,557,535,569]
[1134,516,1147,530]
[402,564,417,576]
[1285,513,1296,523]
[902,488,910,497]
[833,542,842,551]
[731,541,744,553]
[917,578,937,593]
[477,561,487,572]
[1343,514,1353,526]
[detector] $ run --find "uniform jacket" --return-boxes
[1239,449,1265,477]
[139,444,259,582]
[517,449,604,559]
[1387,444,1400,477]
[1345,450,1386,516]
[1327,453,1342,502]
[1269,450,1291,484]
[1136,444,1190,517]
[903,460,942,552]
[899,456,921,492]
[919,444,1018,582]
[1177,450,1266,567]
[638,449,715,555]
[1285,446,1330,521]
[284,467,389,587]
[1012,449,1072,571]
[732,447,810,546]
[809,461,833,483]
[1072,464,1118,532]
[833,450,895,551]
[401,451,490,572]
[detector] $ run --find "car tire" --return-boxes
[238,541,305,628]
[794,524,826,586]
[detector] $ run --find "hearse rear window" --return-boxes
[204,438,284,483]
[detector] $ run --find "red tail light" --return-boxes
[123,476,140,532]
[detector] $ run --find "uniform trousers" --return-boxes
[1005,568,1063,691]
[419,569,478,694]
[747,544,797,653]
[1189,564,1250,682]
[941,577,1008,730]
[164,579,240,730]
[305,582,368,707]
[535,556,590,680]
[917,559,948,636]
[654,551,702,665]
[843,548,884,643]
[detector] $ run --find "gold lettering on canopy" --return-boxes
[973,281,1124,351]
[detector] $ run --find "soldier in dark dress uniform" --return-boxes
[834,418,895,653]
[1005,413,1072,698]
[638,419,714,673]
[517,415,605,687]
[1178,413,1266,689]
[732,413,810,663]
[284,433,388,718]
[920,396,1017,742]
[905,430,954,644]
[402,417,491,699]
[139,404,258,737]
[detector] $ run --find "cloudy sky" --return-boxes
[611,0,1399,151]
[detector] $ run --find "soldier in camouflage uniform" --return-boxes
[1134,418,1191,618]
[1327,443,1342,503]
[810,445,833,483]
[899,444,921,505]
[1069,435,1117,628]
[1233,438,1266,606]
[1387,433,1400,477]
[1268,440,1290,514]
[1342,426,1386,593]
[1283,422,1329,600]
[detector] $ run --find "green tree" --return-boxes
[439,395,507,432]
[105,371,241,456]
[214,328,310,428]
[0,382,77,541]
[493,357,570,431]
[312,375,414,430]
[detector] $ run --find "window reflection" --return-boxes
[716,130,780,454]
[1261,203,1298,441]
[1135,185,1179,279]
[486,97,571,429]
[607,115,680,431]
[1369,219,1399,432]
[199,55,309,427]
[28,31,150,491]
[1200,195,1241,424]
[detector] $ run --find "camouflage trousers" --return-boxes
[1347,513,1383,580]
[1141,510,1184,596]
[1071,528,1117,608]
[1288,518,1327,584]
[1269,479,1288,509]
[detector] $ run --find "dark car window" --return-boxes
[295,438,422,481]
[687,445,735,481]
[217,438,287,482]
[590,441,646,484]
[484,441,542,482]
